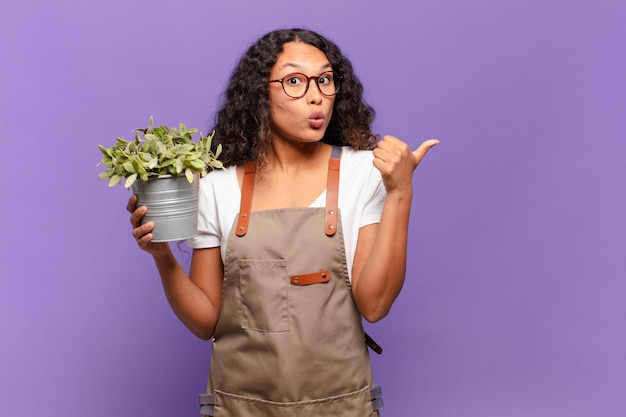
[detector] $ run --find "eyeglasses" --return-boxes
[269,71,341,99]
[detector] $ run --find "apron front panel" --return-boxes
[211,208,373,403]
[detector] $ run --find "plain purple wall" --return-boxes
[1,1,624,416]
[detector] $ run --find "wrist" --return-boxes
[152,245,174,262]
[384,187,413,204]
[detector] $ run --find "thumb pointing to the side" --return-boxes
[412,139,440,167]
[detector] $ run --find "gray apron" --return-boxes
[200,147,383,416]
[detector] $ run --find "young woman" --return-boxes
[128,28,438,416]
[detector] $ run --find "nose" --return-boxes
[306,78,323,104]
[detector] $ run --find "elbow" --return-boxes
[189,325,215,341]
[361,307,390,323]
[196,332,213,341]
[354,296,393,323]
[355,292,394,323]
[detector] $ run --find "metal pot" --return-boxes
[132,174,200,242]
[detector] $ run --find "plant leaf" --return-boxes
[189,159,205,169]
[147,156,158,169]
[123,162,136,173]
[108,174,122,187]
[116,136,129,144]
[210,160,224,169]
[97,144,111,156]
[124,173,138,189]
[98,170,114,180]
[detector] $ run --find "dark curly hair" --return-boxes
[210,28,378,167]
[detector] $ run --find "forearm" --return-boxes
[153,250,220,339]
[353,190,412,322]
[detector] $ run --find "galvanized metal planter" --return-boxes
[132,174,200,242]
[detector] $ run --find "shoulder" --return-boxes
[339,147,375,172]
[199,165,238,189]
[339,147,380,180]
[338,147,384,210]
[340,146,374,162]
[197,166,240,210]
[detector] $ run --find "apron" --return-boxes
[200,146,383,416]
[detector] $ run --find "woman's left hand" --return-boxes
[372,135,439,194]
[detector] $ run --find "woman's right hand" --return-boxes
[127,194,170,257]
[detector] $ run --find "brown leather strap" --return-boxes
[364,332,383,354]
[237,146,341,237]
[290,270,331,286]
[235,161,256,237]
[325,146,341,236]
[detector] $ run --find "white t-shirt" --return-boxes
[188,147,386,282]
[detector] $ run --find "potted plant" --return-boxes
[97,116,224,242]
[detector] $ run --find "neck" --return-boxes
[264,141,331,175]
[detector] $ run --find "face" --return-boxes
[268,42,336,146]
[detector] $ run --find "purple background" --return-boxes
[1,1,625,416]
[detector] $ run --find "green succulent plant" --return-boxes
[97,116,224,188]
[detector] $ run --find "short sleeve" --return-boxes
[359,162,386,227]
[187,173,222,249]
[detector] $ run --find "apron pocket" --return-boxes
[238,259,289,332]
